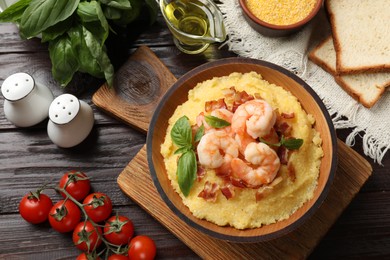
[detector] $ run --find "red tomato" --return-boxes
[76,252,101,260]
[73,221,102,252]
[104,215,134,245]
[83,192,112,223]
[108,255,128,260]
[59,170,90,201]
[19,192,53,224]
[48,200,81,233]
[128,235,156,260]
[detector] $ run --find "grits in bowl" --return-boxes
[160,71,323,229]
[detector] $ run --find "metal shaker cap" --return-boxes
[1,73,35,101]
[49,93,80,125]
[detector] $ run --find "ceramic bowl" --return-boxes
[147,58,337,242]
[239,0,323,37]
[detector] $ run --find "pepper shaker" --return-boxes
[47,94,94,148]
[1,72,54,127]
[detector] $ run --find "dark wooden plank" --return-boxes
[0,206,199,259]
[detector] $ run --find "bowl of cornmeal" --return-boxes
[239,0,323,37]
[147,57,337,242]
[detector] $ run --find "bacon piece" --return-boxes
[197,165,206,182]
[275,121,292,136]
[205,98,227,112]
[198,181,219,202]
[281,112,295,119]
[232,90,254,112]
[278,146,289,165]
[255,176,283,201]
[230,178,247,188]
[220,184,235,200]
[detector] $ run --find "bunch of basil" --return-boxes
[0,0,158,87]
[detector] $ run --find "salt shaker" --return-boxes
[47,94,94,148]
[1,72,54,127]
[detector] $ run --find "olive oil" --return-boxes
[161,0,226,54]
[164,0,210,37]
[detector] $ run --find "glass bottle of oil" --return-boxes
[160,0,226,54]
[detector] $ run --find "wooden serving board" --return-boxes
[92,46,373,259]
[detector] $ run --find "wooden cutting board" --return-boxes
[92,46,373,259]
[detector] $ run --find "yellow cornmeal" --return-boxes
[160,72,323,229]
[245,0,317,25]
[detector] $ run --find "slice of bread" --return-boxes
[326,0,390,74]
[309,36,390,108]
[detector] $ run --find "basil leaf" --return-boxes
[67,25,104,78]
[112,0,141,26]
[102,6,122,20]
[194,124,204,143]
[204,115,230,128]
[281,137,303,150]
[0,0,31,23]
[20,0,80,38]
[48,34,79,86]
[41,16,74,43]
[77,1,109,45]
[100,0,131,10]
[177,150,197,197]
[82,26,114,85]
[171,116,192,149]
[144,0,159,25]
[174,147,190,155]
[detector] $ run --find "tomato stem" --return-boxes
[56,187,127,256]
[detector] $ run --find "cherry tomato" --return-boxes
[48,200,81,233]
[19,191,53,224]
[104,215,134,245]
[59,170,90,201]
[73,221,102,252]
[128,235,156,260]
[76,252,101,260]
[108,255,128,260]
[83,192,112,223]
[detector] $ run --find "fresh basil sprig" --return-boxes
[0,0,158,87]
[171,116,198,197]
[204,115,230,128]
[260,135,303,150]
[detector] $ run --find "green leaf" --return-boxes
[260,135,304,150]
[100,0,131,10]
[48,34,79,87]
[194,124,204,143]
[174,147,191,155]
[77,1,109,45]
[20,0,80,38]
[112,0,141,26]
[0,0,32,23]
[41,16,74,43]
[82,26,114,85]
[171,116,192,149]
[281,136,304,150]
[177,150,197,197]
[102,6,122,20]
[67,25,104,78]
[144,0,158,25]
[204,115,230,128]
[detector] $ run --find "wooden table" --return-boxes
[0,15,389,259]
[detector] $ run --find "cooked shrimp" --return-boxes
[196,108,233,134]
[231,99,276,139]
[231,142,280,187]
[197,131,239,169]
